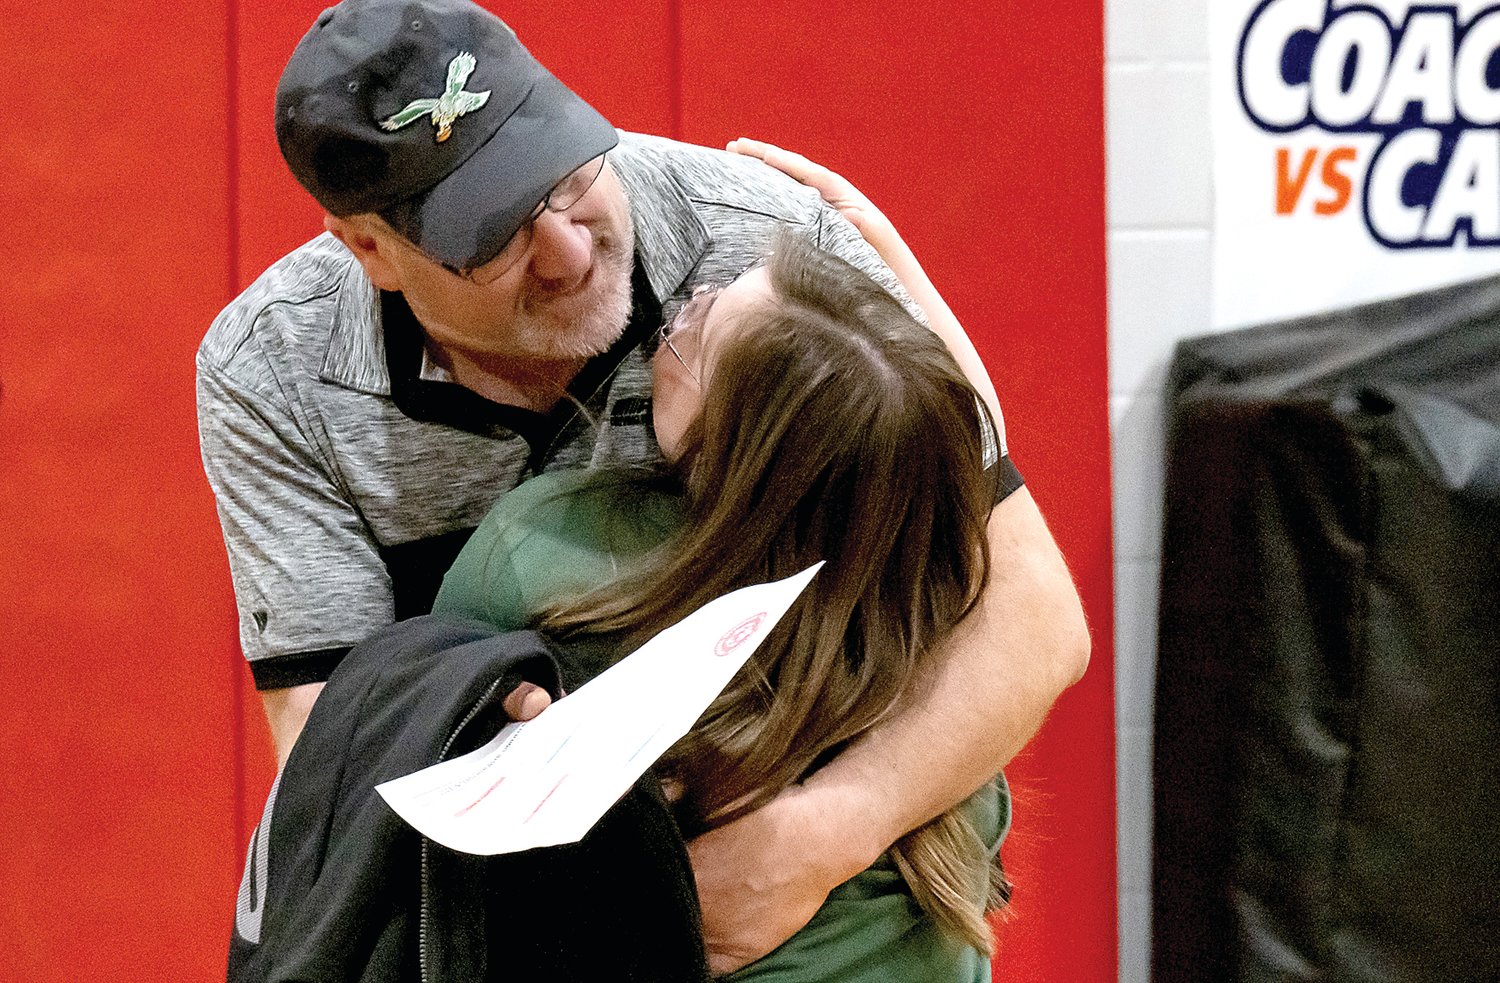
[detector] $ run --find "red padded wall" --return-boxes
[1,2,1111,979]
[0,2,240,979]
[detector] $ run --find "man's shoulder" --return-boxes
[199,233,365,377]
[615,131,823,225]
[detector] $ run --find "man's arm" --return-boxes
[198,342,394,765]
[682,141,1090,975]
[262,684,326,768]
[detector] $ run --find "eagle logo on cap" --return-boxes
[379,52,491,143]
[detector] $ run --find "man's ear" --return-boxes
[325,213,403,292]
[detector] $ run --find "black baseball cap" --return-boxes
[275,0,619,272]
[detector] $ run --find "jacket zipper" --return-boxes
[420,674,513,983]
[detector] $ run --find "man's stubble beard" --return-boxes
[509,222,636,362]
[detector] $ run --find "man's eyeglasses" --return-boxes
[442,153,608,285]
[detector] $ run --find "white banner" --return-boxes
[1212,0,1500,328]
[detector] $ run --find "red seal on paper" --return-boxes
[715,613,766,656]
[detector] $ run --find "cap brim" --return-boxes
[380,73,619,272]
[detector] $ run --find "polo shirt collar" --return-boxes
[612,137,711,307]
[319,254,391,396]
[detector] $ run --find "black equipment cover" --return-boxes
[1152,276,1500,982]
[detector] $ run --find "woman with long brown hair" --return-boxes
[434,146,1012,980]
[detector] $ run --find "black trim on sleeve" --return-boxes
[994,456,1025,507]
[251,647,353,691]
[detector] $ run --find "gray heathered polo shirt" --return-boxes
[197,132,1009,688]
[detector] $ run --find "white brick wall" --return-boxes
[1106,1,1216,980]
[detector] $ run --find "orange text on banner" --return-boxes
[1275,147,1357,216]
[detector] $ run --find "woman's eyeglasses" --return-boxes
[658,283,722,385]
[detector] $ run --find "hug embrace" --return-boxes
[199,1,1089,979]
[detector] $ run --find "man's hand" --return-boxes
[687,784,877,975]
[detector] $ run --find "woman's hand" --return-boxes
[502,681,553,720]
[728,136,1004,426]
[726,138,886,237]
[726,136,911,291]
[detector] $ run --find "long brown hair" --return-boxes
[544,233,1004,950]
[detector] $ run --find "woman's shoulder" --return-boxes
[435,468,684,630]
[491,468,684,545]
[495,466,670,514]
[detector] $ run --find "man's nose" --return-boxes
[526,209,593,287]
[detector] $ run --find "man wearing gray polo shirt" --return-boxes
[197,0,1088,970]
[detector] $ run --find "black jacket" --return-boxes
[229,616,711,982]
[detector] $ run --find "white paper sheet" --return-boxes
[375,563,822,855]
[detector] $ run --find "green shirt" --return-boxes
[434,469,1007,982]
